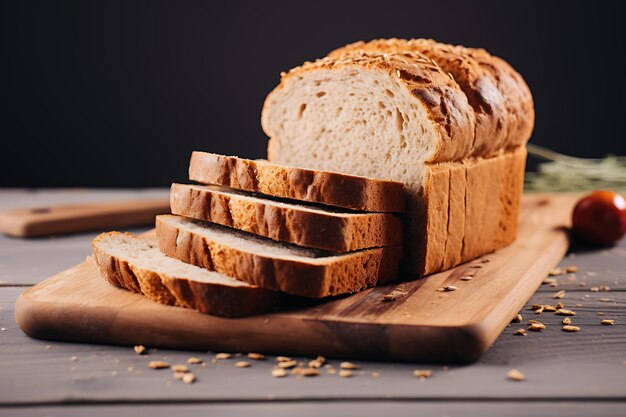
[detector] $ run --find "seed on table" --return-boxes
[171,364,189,373]
[542,305,557,312]
[215,353,231,360]
[340,362,360,370]
[562,325,581,332]
[507,369,525,381]
[534,307,544,314]
[173,371,186,380]
[133,345,147,355]
[562,317,572,325]
[511,314,523,323]
[513,329,527,336]
[292,367,320,377]
[555,309,576,316]
[247,353,265,360]
[148,360,170,369]
[339,369,353,378]
[599,285,611,291]
[272,368,287,378]
[383,293,396,301]
[235,361,251,368]
[278,360,298,369]
[413,369,433,379]
[553,290,566,299]
[542,278,557,285]
[460,276,474,281]
[529,322,546,331]
[276,356,292,362]
[556,302,564,309]
[187,357,203,364]
[549,268,565,276]
[601,319,615,325]
[565,266,578,273]
[182,373,196,384]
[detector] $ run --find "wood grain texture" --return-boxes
[0,198,169,237]
[14,194,575,363]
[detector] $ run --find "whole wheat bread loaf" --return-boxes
[188,151,405,213]
[170,183,403,252]
[92,232,279,317]
[155,214,401,298]
[261,38,533,275]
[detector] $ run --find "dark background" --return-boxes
[1,0,624,187]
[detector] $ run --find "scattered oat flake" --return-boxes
[590,287,600,292]
[598,298,616,303]
[292,367,320,377]
[173,371,186,380]
[601,319,615,325]
[438,285,458,292]
[70,356,77,362]
[247,353,265,360]
[511,314,522,323]
[0,328,6,332]
[272,368,287,378]
[513,329,527,336]
[172,364,189,373]
[556,302,564,309]
[470,265,483,269]
[555,309,576,316]
[530,304,543,310]
[339,369,354,378]
[528,319,540,324]
[507,369,525,381]
[565,266,578,273]
[182,373,196,384]
[549,268,565,276]
[327,368,337,375]
[562,325,580,332]
[278,360,298,369]
[553,290,566,299]
[277,356,292,362]
[372,371,380,378]
[542,278,557,285]
[549,282,558,287]
[597,312,605,315]
[148,360,170,369]
[133,345,146,355]
[534,307,544,314]
[599,285,611,291]
[413,369,433,379]
[235,361,250,368]
[562,317,572,325]
[460,276,473,281]
[383,293,396,301]
[340,362,359,370]
[215,353,231,360]
[187,357,203,364]
[529,322,546,331]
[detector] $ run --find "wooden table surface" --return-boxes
[0,189,625,417]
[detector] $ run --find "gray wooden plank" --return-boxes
[0,188,168,285]
[1,402,625,417]
[1,287,624,404]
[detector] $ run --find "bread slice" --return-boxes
[261,38,533,275]
[155,215,401,298]
[92,232,279,317]
[188,151,405,213]
[170,183,403,252]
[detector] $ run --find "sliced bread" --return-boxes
[170,183,403,252]
[92,232,279,317]
[188,151,405,213]
[155,215,401,298]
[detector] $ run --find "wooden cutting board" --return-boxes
[14,194,575,363]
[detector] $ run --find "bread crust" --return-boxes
[92,232,279,317]
[155,215,401,298]
[188,152,405,213]
[170,183,403,252]
[329,38,511,157]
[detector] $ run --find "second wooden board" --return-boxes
[15,194,573,363]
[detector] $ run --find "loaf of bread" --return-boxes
[155,214,401,297]
[171,183,403,252]
[261,38,533,275]
[92,232,279,317]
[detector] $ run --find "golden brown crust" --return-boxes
[270,50,475,162]
[188,152,406,213]
[170,184,403,252]
[92,232,279,317]
[329,38,534,156]
[155,216,401,298]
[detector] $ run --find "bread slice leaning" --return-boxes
[156,215,401,298]
[188,151,405,213]
[92,232,280,317]
[170,183,403,252]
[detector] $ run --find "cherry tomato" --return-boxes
[572,190,626,246]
